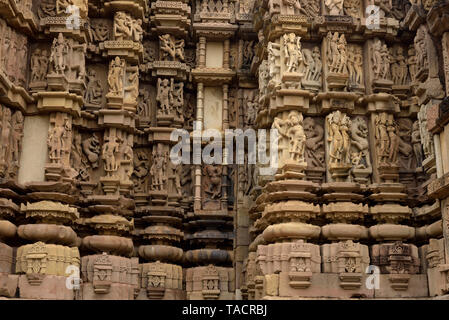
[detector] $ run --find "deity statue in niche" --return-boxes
[49,33,69,75]
[375,113,399,166]
[156,78,174,116]
[327,111,352,167]
[283,33,303,73]
[47,119,68,164]
[391,46,409,85]
[107,57,125,97]
[102,136,120,175]
[411,121,423,167]
[0,107,12,168]
[244,91,258,128]
[11,111,24,168]
[150,144,168,191]
[418,104,435,161]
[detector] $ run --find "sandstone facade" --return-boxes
[0,0,448,300]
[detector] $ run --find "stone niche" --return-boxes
[206,42,224,68]
[203,86,223,131]
[18,115,50,185]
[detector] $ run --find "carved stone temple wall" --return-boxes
[1,0,449,300]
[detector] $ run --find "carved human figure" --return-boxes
[107,57,125,96]
[203,165,222,200]
[411,121,423,167]
[11,111,24,166]
[122,135,134,180]
[283,33,303,73]
[385,114,399,165]
[242,41,255,69]
[49,33,69,75]
[327,32,347,74]
[282,0,305,14]
[91,20,109,42]
[137,88,151,117]
[350,117,371,170]
[418,105,434,160]
[175,39,185,62]
[407,47,417,83]
[159,34,184,62]
[156,78,174,116]
[267,42,280,81]
[273,111,307,164]
[240,0,255,14]
[307,47,322,81]
[47,120,67,164]
[114,12,132,41]
[168,162,182,195]
[132,19,143,42]
[259,60,270,97]
[325,0,344,15]
[353,46,363,84]
[31,49,48,82]
[286,111,306,163]
[301,0,320,17]
[82,133,100,168]
[102,136,120,175]
[38,0,56,19]
[245,94,258,127]
[172,82,184,120]
[414,26,428,72]
[126,71,139,102]
[71,132,83,177]
[85,69,103,105]
[343,0,360,18]
[380,44,391,80]
[303,47,321,82]
[347,46,355,83]
[397,119,414,170]
[374,113,389,165]
[304,118,324,168]
[133,150,149,193]
[0,108,11,166]
[150,144,168,191]
[392,46,408,85]
[327,111,351,166]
